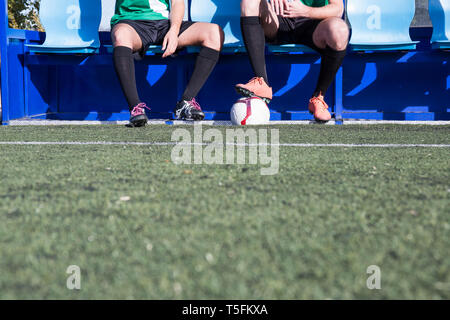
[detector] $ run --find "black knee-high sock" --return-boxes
[113,46,141,109]
[182,47,220,101]
[241,16,269,85]
[313,46,347,97]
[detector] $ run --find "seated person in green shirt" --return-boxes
[235,0,349,122]
[111,0,224,126]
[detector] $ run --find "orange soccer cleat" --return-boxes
[309,94,332,123]
[235,77,273,104]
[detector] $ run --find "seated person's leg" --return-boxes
[312,17,349,98]
[307,17,349,122]
[236,0,278,103]
[241,0,278,85]
[173,22,225,120]
[112,23,148,127]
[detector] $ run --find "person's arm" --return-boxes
[162,0,185,58]
[281,0,344,20]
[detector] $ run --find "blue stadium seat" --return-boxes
[26,0,101,54]
[347,0,419,51]
[190,0,245,53]
[104,45,164,55]
[429,0,450,49]
[267,43,316,54]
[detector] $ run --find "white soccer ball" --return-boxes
[230,97,270,125]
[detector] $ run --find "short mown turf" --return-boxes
[0,124,449,299]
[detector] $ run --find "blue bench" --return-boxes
[429,0,450,49]
[26,0,101,54]
[3,0,448,124]
[347,0,419,51]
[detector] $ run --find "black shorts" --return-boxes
[113,19,196,59]
[268,16,323,52]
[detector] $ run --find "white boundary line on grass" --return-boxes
[1,141,449,148]
[6,120,450,126]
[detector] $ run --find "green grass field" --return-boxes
[0,124,449,299]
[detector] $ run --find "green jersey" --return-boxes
[111,0,170,25]
[300,0,329,7]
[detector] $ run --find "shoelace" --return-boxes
[248,77,264,86]
[189,98,202,111]
[310,96,327,111]
[131,103,150,116]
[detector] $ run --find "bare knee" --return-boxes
[112,28,131,48]
[241,0,261,16]
[324,18,349,51]
[112,25,141,50]
[201,24,225,51]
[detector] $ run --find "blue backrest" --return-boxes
[39,0,101,47]
[429,0,450,42]
[190,0,242,46]
[347,0,416,45]
[100,0,116,31]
